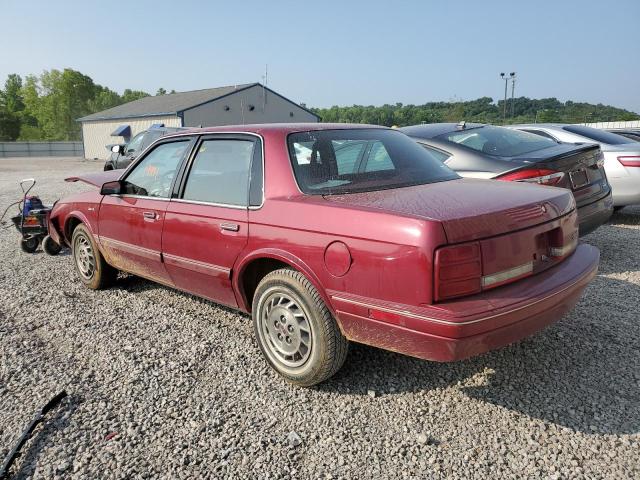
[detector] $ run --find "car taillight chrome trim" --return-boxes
[518,171,565,185]
[617,156,640,167]
[481,262,533,288]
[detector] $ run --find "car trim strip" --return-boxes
[99,236,160,261]
[330,277,584,327]
[163,253,231,277]
[170,198,247,210]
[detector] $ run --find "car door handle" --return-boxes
[220,222,239,232]
[142,211,157,220]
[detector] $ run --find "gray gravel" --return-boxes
[0,157,639,479]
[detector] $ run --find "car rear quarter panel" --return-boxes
[236,198,448,313]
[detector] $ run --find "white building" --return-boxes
[78,83,320,159]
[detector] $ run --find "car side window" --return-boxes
[182,139,254,206]
[332,140,367,174]
[420,144,451,163]
[522,129,556,141]
[363,141,394,172]
[122,140,190,198]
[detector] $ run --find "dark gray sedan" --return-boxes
[400,123,613,236]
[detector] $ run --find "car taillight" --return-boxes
[434,243,482,301]
[618,156,640,167]
[497,168,565,186]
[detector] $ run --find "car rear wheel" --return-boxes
[71,224,117,289]
[252,268,348,386]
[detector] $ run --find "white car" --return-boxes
[508,124,640,209]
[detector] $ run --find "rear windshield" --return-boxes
[562,125,634,145]
[287,129,459,195]
[438,125,558,157]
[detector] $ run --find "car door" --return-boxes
[162,134,262,307]
[98,138,194,285]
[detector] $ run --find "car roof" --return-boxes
[509,124,568,129]
[163,123,386,139]
[399,123,486,139]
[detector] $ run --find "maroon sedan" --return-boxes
[49,124,599,386]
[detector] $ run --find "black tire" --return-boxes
[71,224,117,289]
[252,268,349,386]
[103,163,114,171]
[42,235,62,256]
[613,206,624,212]
[20,236,39,253]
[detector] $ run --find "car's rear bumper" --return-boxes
[577,189,613,236]
[608,175,640,206]
[330,243,599,362]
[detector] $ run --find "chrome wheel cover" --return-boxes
[74,234,95,280]
[258,288,313,370]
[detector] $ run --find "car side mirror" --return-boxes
[111,144,124,154]
[100,180,122,195]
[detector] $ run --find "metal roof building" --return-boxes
[78,83,320,159]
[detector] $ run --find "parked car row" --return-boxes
[505,124,640,210]
[49,122,605,386]
[400,123,613,236]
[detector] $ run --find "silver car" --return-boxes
[508,124,640,209]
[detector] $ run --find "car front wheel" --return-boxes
[252,268,349,386]
[71,224,117,289]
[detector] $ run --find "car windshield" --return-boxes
[126,132,146,154]
[562,125,635,145]
[439,125,558,157]
[287,129,459,195]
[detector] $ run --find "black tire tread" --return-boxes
[254,268,348,386]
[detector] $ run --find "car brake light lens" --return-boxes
[497,168,565,186]
[617,156,640,167]
[434,243,482,301]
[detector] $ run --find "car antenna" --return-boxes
[456,121,466,130]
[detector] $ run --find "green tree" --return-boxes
[0,74,25,140]
[122,89,150,103]
[156,87,167,95]
[3,74,25,113]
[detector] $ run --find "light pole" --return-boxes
[500,73,508,124]
[509,72,516,119]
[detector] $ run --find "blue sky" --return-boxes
[2,0,639,112]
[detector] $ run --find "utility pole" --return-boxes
[261,64,268,112]
[509,72,516,119]
[500,73,508,124]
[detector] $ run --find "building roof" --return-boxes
[78,83,262,122]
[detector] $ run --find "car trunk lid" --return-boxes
[500,144,608,208]
[65,169,123,188]
[323,178,575,243]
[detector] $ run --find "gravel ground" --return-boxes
[0,157,638,479]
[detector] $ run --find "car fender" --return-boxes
[62,210,97,243]
[232,248,335,316]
